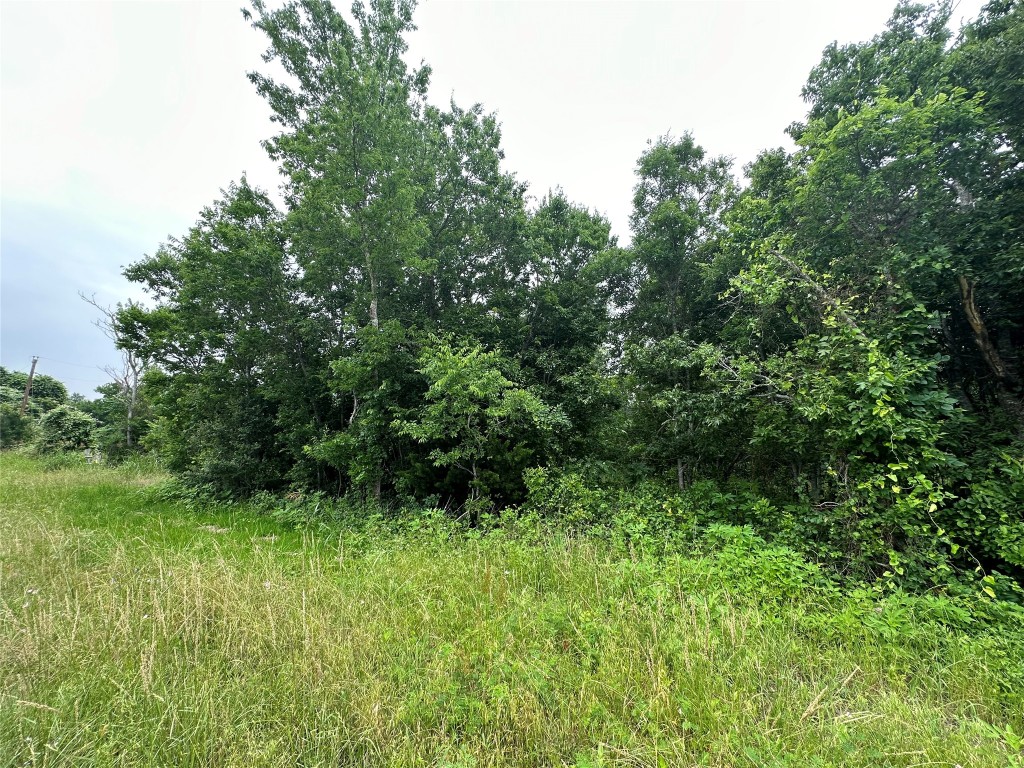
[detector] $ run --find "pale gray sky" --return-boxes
[1,0,984,395]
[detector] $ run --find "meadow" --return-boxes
[2,453,1022,767]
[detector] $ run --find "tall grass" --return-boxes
[1,453,1021,767]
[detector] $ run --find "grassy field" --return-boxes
[1,453,1022,767]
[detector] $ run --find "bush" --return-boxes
[0,404,34,447]
[948,447,1024,575]
[38,405,96,453]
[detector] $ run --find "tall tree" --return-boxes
[119,179,301,493]
[81,293,150,450]
[620,134,737,488]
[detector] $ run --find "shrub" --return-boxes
[0,404,34,448]
[38,405,96,453]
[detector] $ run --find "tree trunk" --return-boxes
[365,247,380,330]
[470,462,480,526]
[957,275,1022,426]
[958,276,1012,382]
[363,244,382,495]
[369,293,379,329]
[126,366,138,448]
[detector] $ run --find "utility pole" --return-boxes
[20,356,39,415]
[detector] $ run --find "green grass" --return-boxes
[1,453,1022,767]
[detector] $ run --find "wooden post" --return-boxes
[19,356,38,415]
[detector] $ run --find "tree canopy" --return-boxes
[116,0,1024,587]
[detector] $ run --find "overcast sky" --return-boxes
[0,0,985,396]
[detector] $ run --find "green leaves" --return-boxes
[625,133,736,340]
[38,405,96,454]
[395,338,566,503]
[111,0,1024,589]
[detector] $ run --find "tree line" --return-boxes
[86,0,1024,585]
[0,363,149,456]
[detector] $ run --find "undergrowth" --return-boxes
[2,453,1022,767]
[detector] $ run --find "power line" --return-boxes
[53,376,107,385]
[36,356,106,370]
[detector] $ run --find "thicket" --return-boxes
[0,361,152,459]
[113,0,1024,589]
[0,365,75,450]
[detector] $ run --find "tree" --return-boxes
[243,0,536,499]
[696,1,1024,577]
[395,338,566,515]
[247,0,429,337]
[0,366,67,414]
[307,320,421,499]
[626,134,736,340]
[951,0,1024,151]
[505,193,617,463]
[107,0,1024,587]
[80,380,154,460]
[81,293,151,451]
[118,179,303,493]
[794,1,1024,427]
[619,134,738,488]
[799,1,953,129]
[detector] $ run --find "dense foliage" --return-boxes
[0,361,151,458]
[0,365,68,416]
[36,404,96,453]
[115,0,1023,588]
[0,365,70,449]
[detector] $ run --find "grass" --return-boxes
[1,452,1022,767]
